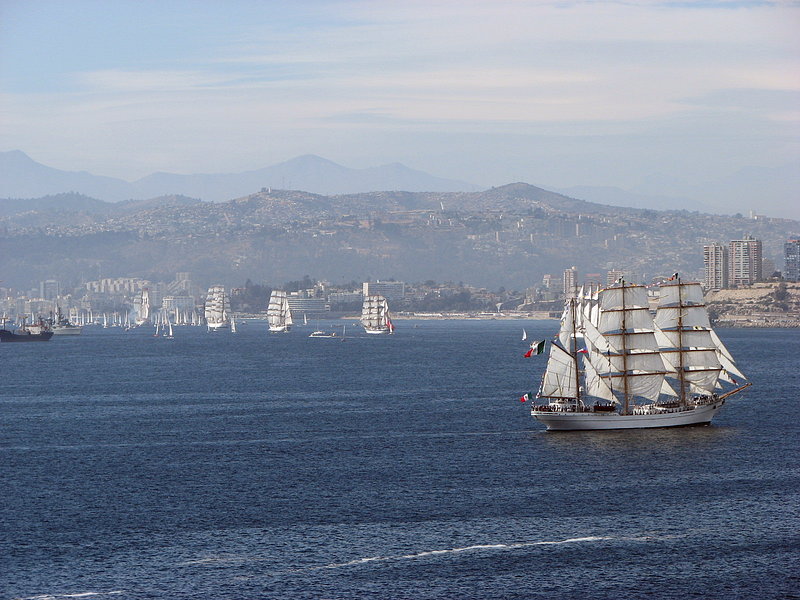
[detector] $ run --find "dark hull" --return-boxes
[0,329,54,342]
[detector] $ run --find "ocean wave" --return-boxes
[14,592,124,600]
[313,536,611,570]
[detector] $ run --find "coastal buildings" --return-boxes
[729,235,762,287]
[785,239,800,282]
[703,243,729,291]
[362,281,406,302]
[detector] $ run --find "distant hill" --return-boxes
[0,151,480,202]
[3,182,798,291]
[0,192,201,218]
[552,185,710,213]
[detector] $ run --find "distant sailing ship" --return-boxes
[529,276,750,431]
[267,290,293,332]
[360,295,395,334]
[204,285,230,331]
[134,289,151,326]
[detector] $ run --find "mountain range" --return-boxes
[2,150,798,219]
[0,151,480,202]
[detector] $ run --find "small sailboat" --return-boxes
[522,328,527,341]
[164,313,174,339]
[231,314,237,334]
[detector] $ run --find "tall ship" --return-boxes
[1,316,54,342]
[204,285,230,331]
[529,276,750,431]
[134,289,151,326]
[360,295,395,334]
[267,290,293,332]
[51,305,82,336]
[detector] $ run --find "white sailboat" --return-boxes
[267,290,293,332]
[204,285,230,331]
[231,314,237,334]
[529,276,750,431]
[360,295,394,334]
[164,312,174,339]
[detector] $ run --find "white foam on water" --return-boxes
[14,592,124,600]
[179,555,250,566]
[313,535,611,571]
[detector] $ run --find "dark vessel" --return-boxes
[0,317,54,342]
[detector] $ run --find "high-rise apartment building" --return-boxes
[362,281,406,302]
[39,279,59,301]
[563,266,578,298]
[785,239,800,282]
[703,243,729,291]
[728,235,762,287]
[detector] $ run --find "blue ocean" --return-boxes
[2,320,798,599]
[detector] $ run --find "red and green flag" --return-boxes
[524,340,546,357]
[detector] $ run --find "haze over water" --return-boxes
[2,321,797,599]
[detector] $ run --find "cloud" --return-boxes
[0,0,798,196]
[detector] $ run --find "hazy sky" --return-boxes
[1,1,798,211]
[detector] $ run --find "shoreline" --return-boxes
[237,312,800,327]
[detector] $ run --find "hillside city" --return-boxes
[2,184,799,327]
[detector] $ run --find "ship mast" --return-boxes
[621,280,630,415]
[676,276,687,406]
[570,297,581,408]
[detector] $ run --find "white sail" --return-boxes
[583,355,616,402]
[267,291,293,332]
[204,285,230,330]
[654,280,723,394]
[575,286,585,330]
[539,342,578,399]
[557,301,576,350]
[710,329,747,380]
[361,295,393,334]
[593,281,668,408]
